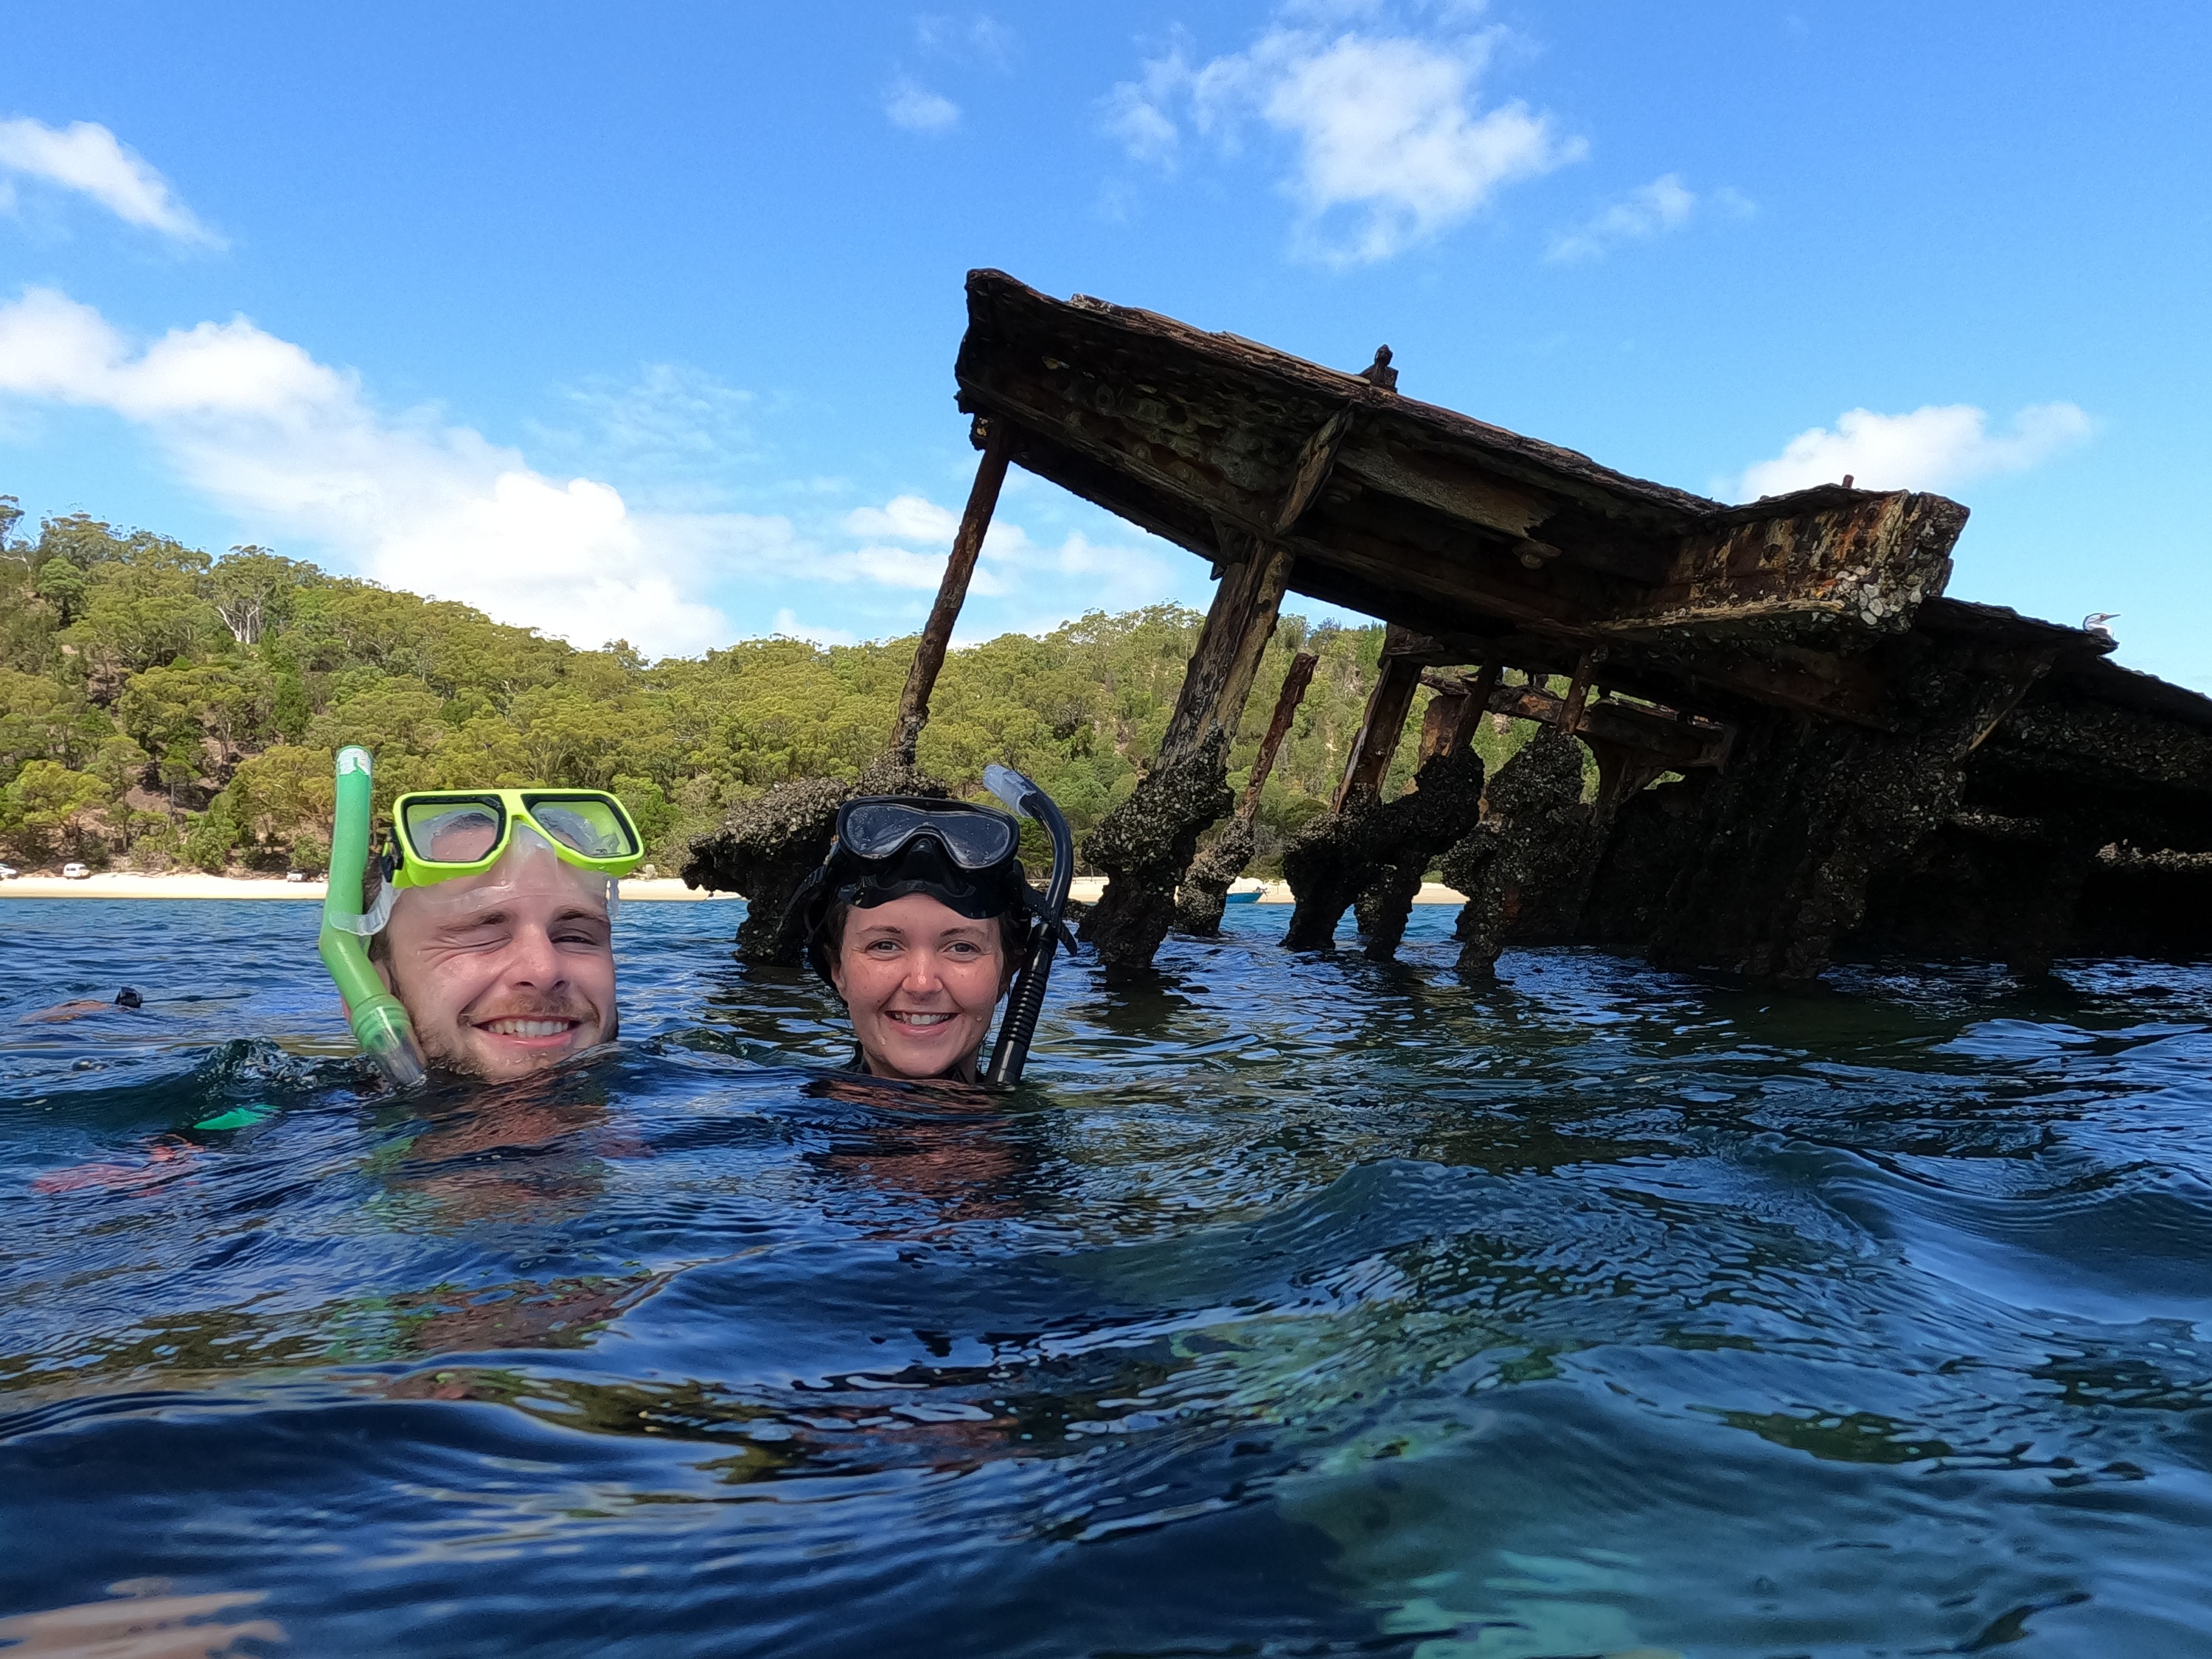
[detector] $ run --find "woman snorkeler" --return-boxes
[788,765,1075,1087]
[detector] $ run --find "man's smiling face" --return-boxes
[377,845,617,1081]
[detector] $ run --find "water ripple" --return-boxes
[2,899,2210,1655]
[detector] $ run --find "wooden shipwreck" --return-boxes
[690,269,2212,984]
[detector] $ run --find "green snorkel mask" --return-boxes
[318,746,428,1089]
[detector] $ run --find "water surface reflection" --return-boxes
[2,899,2209,1655]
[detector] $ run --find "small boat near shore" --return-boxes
[1225,877,1264,905]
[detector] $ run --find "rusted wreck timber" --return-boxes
[948,268,2212,979]
[1175,648,1319,936]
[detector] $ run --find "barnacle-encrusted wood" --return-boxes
[952,269,2212,974]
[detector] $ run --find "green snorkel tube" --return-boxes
[318,745,427,1088]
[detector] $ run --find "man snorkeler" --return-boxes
[320,748,644,1085]
[790,765,1074,1088]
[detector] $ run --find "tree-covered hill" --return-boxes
[0,498,1534,877]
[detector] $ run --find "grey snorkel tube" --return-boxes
[982,763,1074,1090]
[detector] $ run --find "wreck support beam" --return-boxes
[891,420,1013,764]
[1556,650,1600,736]
[1587,740,1676,823]
[681,747,949,964]
[1442,729,1598,978]
[1285,740,1489,957]
[1160,538,1298,761]
[1285,627,1488,956]
[1175,648,1320,936]
[1242,648,1321,813]
[1415,661,1498,763]
[1425,668,1732,773]
[1082,539,1295,971]
[1334,625,1428,811]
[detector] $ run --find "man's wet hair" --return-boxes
[363,862,392,966]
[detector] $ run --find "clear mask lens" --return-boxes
[522,793,639,860]
[841,802,1016,870]
[403,797,507,865]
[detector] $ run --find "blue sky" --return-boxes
[2,2,2207,688]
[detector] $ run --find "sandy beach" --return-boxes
[0,873,1469,905]
[1064,877,1467,905]
[0,873,737,902]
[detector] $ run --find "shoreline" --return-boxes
[1064,877,1467,906]
[0,874,1471,905]
[0,873,737,902]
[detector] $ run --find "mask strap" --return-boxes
[330,874,396,936]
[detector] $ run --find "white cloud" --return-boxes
[1547,172,1716,263]
[0,291,1201,655]
[827,491,1176,619]
[0,285,738,655]
[886,81,961,133]
[0,116,220,246]
[828,493,1004,594]
[1102,35,1199,165]
[917,14,1015,68]
[843,493,961,543]
[1733,402,2094,501]
[1105,15,1581,264]
[772,608,858,647]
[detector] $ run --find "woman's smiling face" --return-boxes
[830,893,1009,1081]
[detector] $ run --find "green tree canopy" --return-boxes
[0,498,1552,874]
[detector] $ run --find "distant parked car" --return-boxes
[62,863,91,880]
[0,863,16,880]
[285,871,307,883]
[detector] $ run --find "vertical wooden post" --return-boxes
[1082,531,1295,970]
[1332,625,1427,811]
[1416,658,1494,765]
[1556,649,1601,737]
[1416,686,1470,764]
[1170,645,1321,939]
[891,420,1014,763]
[1237,649,1318,819]
[1157,535,1296,766]
[1455,660,1502,748]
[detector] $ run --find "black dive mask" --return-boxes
[838,798,1019,873]
[789,796,1032,967]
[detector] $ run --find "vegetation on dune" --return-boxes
[0,497,1537,877]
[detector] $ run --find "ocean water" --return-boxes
[1,897,2209,1657]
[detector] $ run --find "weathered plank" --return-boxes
[1243,649,1320,812]
[1604,489,1968,639]
[1160,537,1295,764]
[1333,625,1428,811]
[1174,649,1322,936]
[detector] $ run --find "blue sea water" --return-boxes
[1,897,2210,1656]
